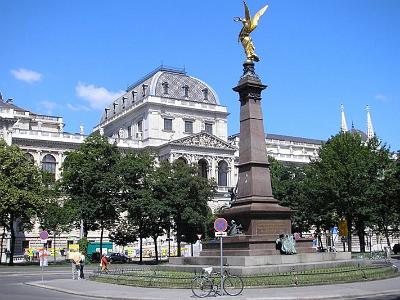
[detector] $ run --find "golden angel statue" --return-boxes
[234,1,268,62]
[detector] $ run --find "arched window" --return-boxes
[177,157,187,164]
[218,160,229,187]
[42,154,56,180]
[198,159,208,179]
[25,153,34,164]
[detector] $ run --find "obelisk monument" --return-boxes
[202,2,311,255]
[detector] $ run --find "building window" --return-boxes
[198,159,208,179]
[42,154,56,181]
[137,120,143,132]
[25,153,34,163]
[184,120,193,133]
[128,125,133,138]
[218,161,229,187]
[202,88,209,101]
[162,82,169,95]
[177,157,187,164]
[105,108,110,119]
[164,118,173,131]
[122,96,127,109]
[204,123,213,134]
[113,102,118,114]
[182,85,189,98]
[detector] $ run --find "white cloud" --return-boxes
[11,68,42,83]
[39,100,57,114]
[67,103,91,111]
[75,82,124,109]
[375,94,388,102]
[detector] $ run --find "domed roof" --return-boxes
[99,66,219,124]
[350,128,368,142]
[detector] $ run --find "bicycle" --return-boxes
[191,267,244,297]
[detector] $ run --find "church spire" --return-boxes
[366,105,374,140]
[340,104,348,132]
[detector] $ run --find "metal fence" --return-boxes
[89,262,398,289]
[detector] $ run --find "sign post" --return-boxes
[39,231,49,283]
[214,218,228,295]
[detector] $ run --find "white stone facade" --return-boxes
[0,67,325,257]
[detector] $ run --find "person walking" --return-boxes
[71,251,81,280]
[79,253,85,279]
[100,254,109,272]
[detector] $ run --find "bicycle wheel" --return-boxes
[191,276,213,298]
[223,275,244,296]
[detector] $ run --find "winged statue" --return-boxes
[234,1,268,62]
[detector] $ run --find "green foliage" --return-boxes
[109,218,137,247]
[365,145,400,246]
[116,151,166,261]
[269,132,400,252]
[155,160,215,255]
[304,133,396,251]
[39,198,76,236]
[78,237,89,255]
[0,139,44,264]
[60,134,122,254]
[269,157,313,231]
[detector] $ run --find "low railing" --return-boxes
[89,262,397,289]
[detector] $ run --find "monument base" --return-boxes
[167,252,357,275]
[201,235,313,256]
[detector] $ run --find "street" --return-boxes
[0,266,99,300]
[0,260,399,300]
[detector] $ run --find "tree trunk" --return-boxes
[347,218,352,253]
[83,220,89,238]
[176,226,181,257]
[53,234,57,263]
[139,237,143,264]
[0,226,5,264]
[383,227,391,249]
[357,228,365,253]
[8,216,15,266]
[100,224,104,257]
[153,236,158,263]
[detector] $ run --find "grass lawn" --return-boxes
[91,263,398,288]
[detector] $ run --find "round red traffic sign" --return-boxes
[39,231,49,240]
[214,218,228,232]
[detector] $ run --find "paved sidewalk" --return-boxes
[26,275,400,300]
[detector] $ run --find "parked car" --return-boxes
[105,252,130,263]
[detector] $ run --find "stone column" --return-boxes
[201,61,315,256]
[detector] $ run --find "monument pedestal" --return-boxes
[202,61,312,256]
[168,252,354,275]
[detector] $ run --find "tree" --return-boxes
[367,146,400,247]
[0,140,44,265]
[155,160,215,257]
[269,157,313,232]
[60,134,121,256]
[307,132,381,252]
[117,151,169,263]
[108,218,137,250]
[38,196,76,262]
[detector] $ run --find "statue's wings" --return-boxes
[250,4,268,31]
[243,1,251,22]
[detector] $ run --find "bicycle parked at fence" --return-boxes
[191,267,244,297]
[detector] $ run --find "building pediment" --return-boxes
[170,132,236,151]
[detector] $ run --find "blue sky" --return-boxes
[1,0,399,150]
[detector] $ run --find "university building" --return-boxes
[0,66,376,259]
